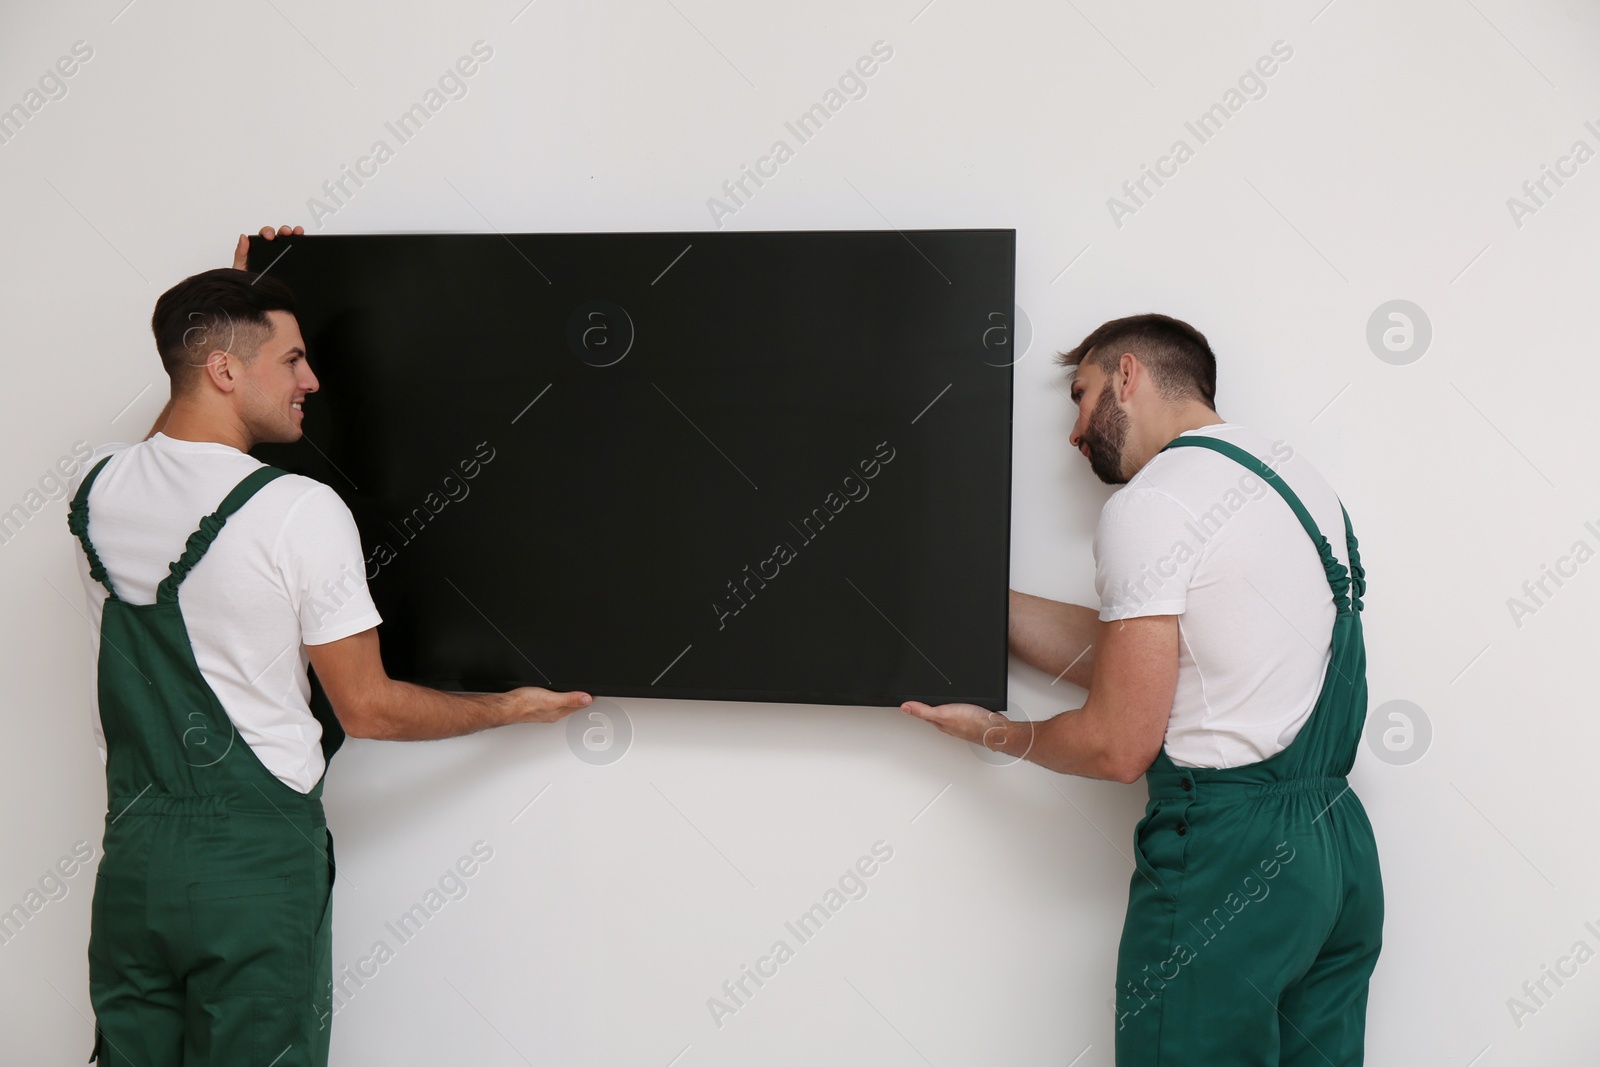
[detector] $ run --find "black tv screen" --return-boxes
[250,228,1014,708]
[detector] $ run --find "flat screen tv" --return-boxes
[249,228,1014,708]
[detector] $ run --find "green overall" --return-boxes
[1113,437,1383,1066]
[69,456,343,1067]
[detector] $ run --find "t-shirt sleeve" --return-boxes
[1093,486,1204,621]
[275,483,383,645]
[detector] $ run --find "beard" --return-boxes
[1082,387,1130,485]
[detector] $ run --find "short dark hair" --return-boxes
[1055,313,1217,408]
[150,268,297,395]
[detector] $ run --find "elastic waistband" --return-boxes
[105,793,324,819]
[1144,773,1349,802]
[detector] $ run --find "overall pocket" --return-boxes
[1133,799,1194,889]
[188,876,300,996]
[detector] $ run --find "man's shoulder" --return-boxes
[1096,482,1194,541]
[71,438,346,522]
[251,474,361,553]
[218,465,351,540]
[1097,424,1300,531]
[262,473,350,519]
[1137,423,1348,546]
[68,440,135,495]
[1136,425,1301,492]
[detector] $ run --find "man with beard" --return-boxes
[902,313,1382,1065]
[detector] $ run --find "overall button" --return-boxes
[1176,823,1188,836]
[1180,778,1192,792]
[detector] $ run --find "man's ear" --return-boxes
[1116,350,1139,401]
[202,348,239,393]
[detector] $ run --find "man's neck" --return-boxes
[158,403,251,453]
[1134,405,1225,468]
[1167,407,1227,438]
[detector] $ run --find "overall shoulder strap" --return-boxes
[156,466,291,604]
[1160,436,1363,613]
[67,455,119,600]
[1340,502,1366,613]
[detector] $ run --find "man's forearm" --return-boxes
[981,707,1140,783]
[354,679,515,741]
[1009,590,1101,690]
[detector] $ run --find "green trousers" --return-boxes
[1113,436,1384,1066]
[71,458,343,1066]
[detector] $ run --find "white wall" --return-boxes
[4,1,1599,1063]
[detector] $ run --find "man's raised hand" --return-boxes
[232,224,305,270]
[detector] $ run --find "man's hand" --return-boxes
[901,701,1032,755]
[503,687,593,725]
[900,615,1177,783]
[232,224,304,270]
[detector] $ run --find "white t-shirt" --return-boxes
[68,433,383,793]
[1092,422,1349,769]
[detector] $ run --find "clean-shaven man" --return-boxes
[903,313,1382,1065]
[68,226,592,1066]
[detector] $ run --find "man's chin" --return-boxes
[255,426,303,446]
[1090,458,1127,485]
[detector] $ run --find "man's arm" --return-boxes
[1009,588,1101,690]
[308,627,590,741]
[903,614,1177,783]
